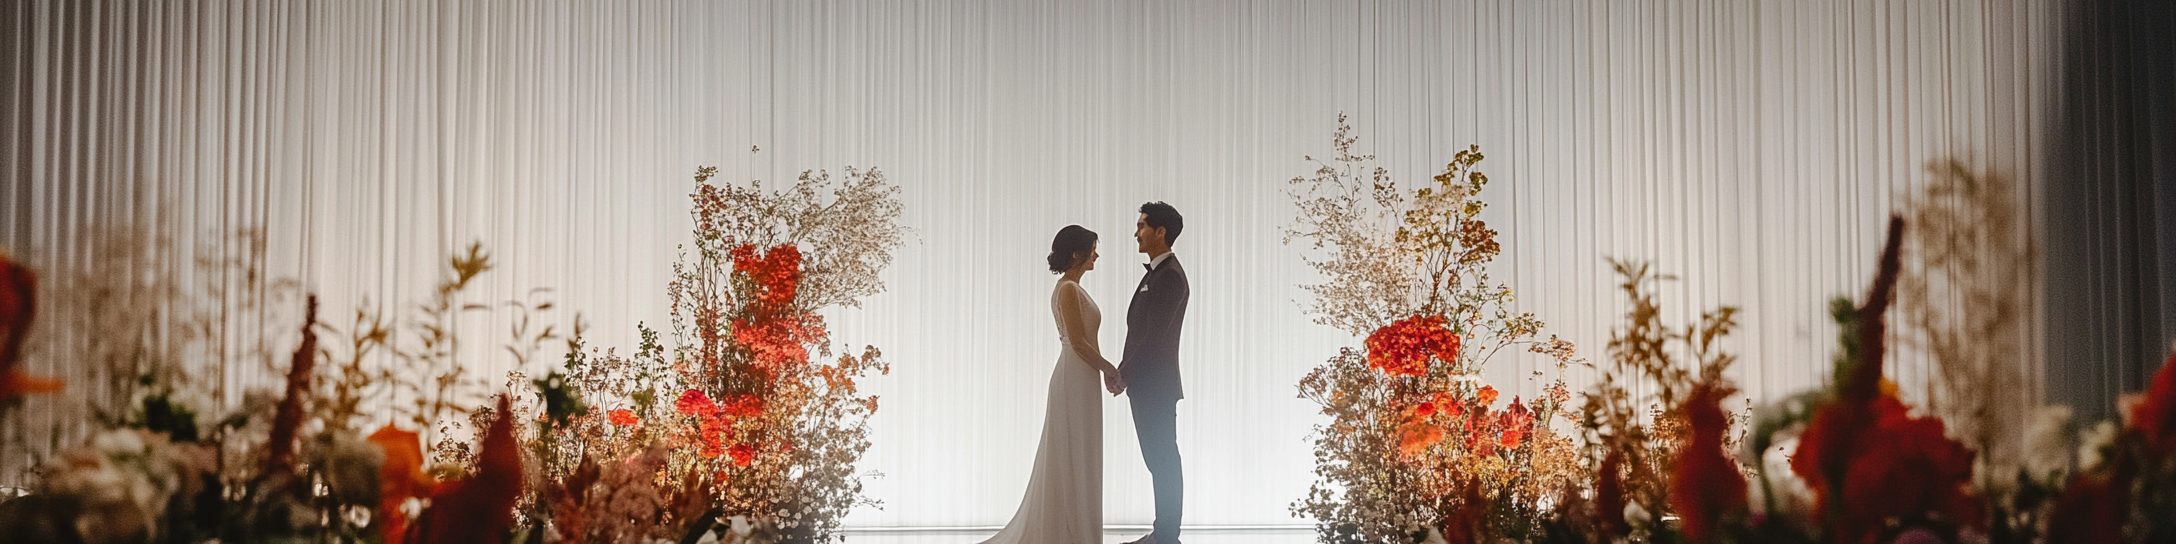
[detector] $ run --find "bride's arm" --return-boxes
[1057,284,1118,374]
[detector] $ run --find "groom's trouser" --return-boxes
[1129,395,1183,540]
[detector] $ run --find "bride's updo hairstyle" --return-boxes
[1047,225,1098,274]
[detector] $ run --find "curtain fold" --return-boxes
[2041,0,2176,423]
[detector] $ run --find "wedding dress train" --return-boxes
[979,280,1103,544]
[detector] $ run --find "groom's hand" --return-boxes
[1104,374,1126,395]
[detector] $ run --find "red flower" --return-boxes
[2130,352,2176,454]
[725,394,765,418]
[1670,383,1748,544]
[1497,397,1533,450]
[1791,394,1978,542]
[699,415,734,459]
[676,389,719,418]
[2045,470,2128,544]
[266,297,320,477]
[1364,314,1460,376]
[726,244,825,372]
[0,256,61,401]
[1438,480,1489,544]
[415,396,524,544]
[728,442,757,467]
[731,244,802,309]
[675,390,736,459]
[1791,217,1980,542]
[1594,449,1630,539]
[731,314,823,371]
[608,409,638,426]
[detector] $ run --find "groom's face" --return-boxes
[1134,213,1166,255]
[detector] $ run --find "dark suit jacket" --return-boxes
[1121,254,1189,402]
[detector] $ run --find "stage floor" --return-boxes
[834,527,1315,544]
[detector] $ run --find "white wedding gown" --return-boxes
[979,280,1103,544]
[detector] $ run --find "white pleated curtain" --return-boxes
[2,0,2059,528]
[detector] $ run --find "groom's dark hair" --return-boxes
[1139,201,1183,245]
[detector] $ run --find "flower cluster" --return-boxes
[677,389,738,461]
[32,429,216,542]
[729,244,824,374]
[1395,387,1538,460]
[1364,314,1459,377]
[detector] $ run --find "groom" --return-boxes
[1112,201,1188,544]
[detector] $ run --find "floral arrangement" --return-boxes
[1278,117,2176,544]
[1285,114,1584,543]
[1543,258,1752,543]
[512,164,904,544]
[0,158,903,544]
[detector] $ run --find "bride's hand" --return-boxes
[1103,373,1126,395]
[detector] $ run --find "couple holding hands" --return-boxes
[979,202,1190,544]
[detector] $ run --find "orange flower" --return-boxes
[676,390,734,459]
[725,394,765,418]
[369,425,436,544]
[1497,397,1533,450]
[728,442,757,467]
[608,409,638,426]
[1398,423,1445,459]
[1476,386,1499,408]
[1364,314,1460,376]
[1397,400,1447,459]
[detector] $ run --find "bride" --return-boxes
[979,225,1125,544]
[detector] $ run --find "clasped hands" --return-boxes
[1103,372,1126,395]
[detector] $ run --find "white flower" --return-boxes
[2078,420,2120,471]
[44,429,213,542]
[2022,405,2076,480]
[1623,502,1652,527]
[92,428,146,457]
[1421,526,1449,544]
[1752,436,1814,516]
